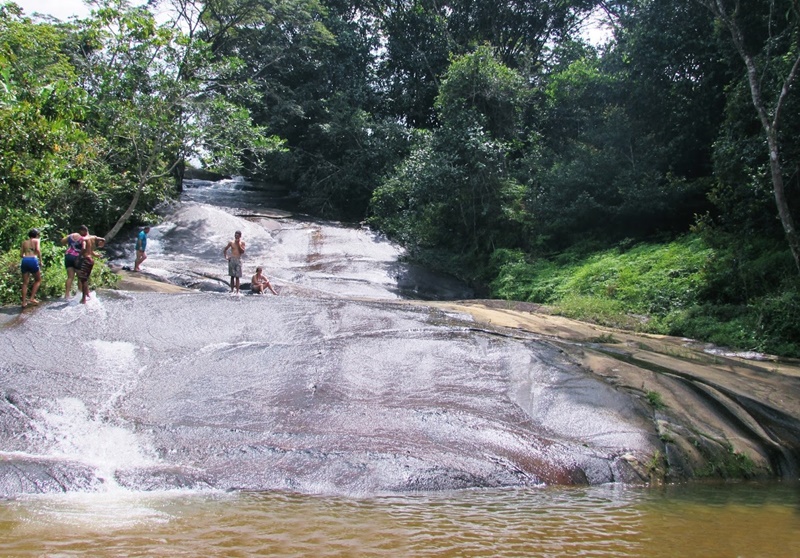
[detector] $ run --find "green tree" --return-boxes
[446,0,596,69]
[372,0,453,128]
[370,46,528,280]
[0,2,106,245]
[72,0,280,240]
[196,0,399,219]
[610,0,728,180]
[523,0,728,250]
[698,0,800,273]
[286,0,407,219]
[0,3,121,304]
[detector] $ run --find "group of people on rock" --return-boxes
[61,225,106,304]
[223,230,278,296]
[19,225,277,308]
[20,225,105,308]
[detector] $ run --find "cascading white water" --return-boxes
[35,397,157,489]
[110,177,472,300]
[16,340,158,492]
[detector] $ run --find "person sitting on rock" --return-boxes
[251,266,278,295]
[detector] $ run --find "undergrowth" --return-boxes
[490,235,800,358]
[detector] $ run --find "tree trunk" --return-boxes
[104,180,144,243]
[766,134,800,273]
[173,157,185,193]
[700,0,800,274]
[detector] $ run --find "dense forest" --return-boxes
[1,0,799,356]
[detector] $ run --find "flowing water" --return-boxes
[120,177,474,300]
[2,178,799,556]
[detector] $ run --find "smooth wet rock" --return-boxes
[0,292,658,496]
[0,457,102,495]
[430,300,800,483]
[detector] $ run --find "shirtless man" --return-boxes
[20,228,42,308]
[223,230,246,294]
[251,266,278,295]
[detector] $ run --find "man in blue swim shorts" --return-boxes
[20,228,41,308]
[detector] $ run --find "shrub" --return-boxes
[491,236,712,314]
[551,237,713,315]
[489,249,565,302]
[646,390,666,410]
[488,235,799,357]
[555,294,643,330]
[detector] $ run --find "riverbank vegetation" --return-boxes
[491,236,799,356]
[1,0,798,356]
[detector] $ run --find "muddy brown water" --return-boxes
[1,482,798,557]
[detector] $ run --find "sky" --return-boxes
[13,0,611,45]
[14,0,91,20]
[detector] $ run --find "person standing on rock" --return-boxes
[77,229,105,304]
[20,228,42,308]
[61,225,87,299]
[133,226,150,272]
[223,230,246,294]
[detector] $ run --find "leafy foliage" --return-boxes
[0,7,97,246]
[370,46,529,281]
[490,235,799,356]
[0,0,280,305]
[71,0,280,240]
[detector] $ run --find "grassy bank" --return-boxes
[490,235,800,358]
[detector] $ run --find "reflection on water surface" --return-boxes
[1,482,797,557]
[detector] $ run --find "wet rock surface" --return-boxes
[1,179,798,497]
[4,286,798,497]
[0,291,656,496]
[431,300,800,482]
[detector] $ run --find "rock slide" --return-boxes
[1,183,798,497]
